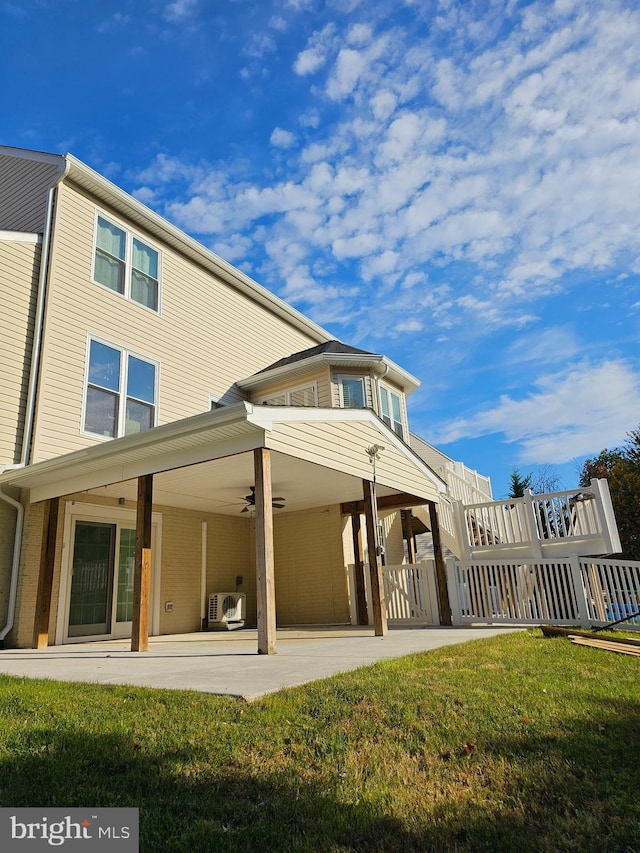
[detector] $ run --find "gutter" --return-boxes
[0,157,69,644]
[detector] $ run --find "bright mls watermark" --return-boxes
[1,809,138,850]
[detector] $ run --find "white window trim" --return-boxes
[260,380,318,407]
[91,209,163,315]
[336,374,367,409]
[56,501,162,645]
[81,334,159,441]
[379,382,405,439]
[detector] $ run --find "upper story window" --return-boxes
[262,382,318,407]
[379,385,404,439]
[338,376,366,408]
[84,338,157,438]
[94,215,160,312]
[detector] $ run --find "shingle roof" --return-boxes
[255,340,379,374]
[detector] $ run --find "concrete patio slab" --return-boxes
[0,626,523,699]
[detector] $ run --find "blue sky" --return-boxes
[2,0,639,498]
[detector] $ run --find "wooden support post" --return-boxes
[363,479,388,637]
[255,448,277,655]
[401,509,417,564]
[350,509,369,625]
[428,501,452,626]
[131,474,153,652]
[32,497,60,649]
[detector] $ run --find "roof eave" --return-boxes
[238,353,420,394]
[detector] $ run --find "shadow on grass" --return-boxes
[1,692,639,853]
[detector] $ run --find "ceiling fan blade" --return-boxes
[272,503,285,509]
[240,505,249,513]
[272,496,285,501]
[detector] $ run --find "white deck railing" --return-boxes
[448,556,640,629]
[383,562,439,624]
[455,479,621,560]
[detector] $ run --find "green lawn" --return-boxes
[0,629,638,852]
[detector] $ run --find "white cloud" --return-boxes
[293,23,336,76]
[434,360,640,463]
[270,128,296,149]
[135,1,640,345]
[163,0,198,22]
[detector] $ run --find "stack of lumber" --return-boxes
[568,635,640,657]
[540,625,640,657]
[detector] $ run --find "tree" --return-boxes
[579,448,625,486]
[532,464,562,494]
[508,469,532,498]
[579,430,640,560]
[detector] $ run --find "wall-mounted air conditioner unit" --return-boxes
[208,592,246,630]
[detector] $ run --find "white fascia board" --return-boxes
[0,231,42,244]
[0,146,66,168]
[246,404,446,492]
[0,403,259,495]
[64,155,334,346]
[238,353,420,394]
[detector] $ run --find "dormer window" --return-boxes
[262,382,318,407]
[380,385,404,438]
[338,376,366,408]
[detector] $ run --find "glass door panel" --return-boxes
[68,521,115,637]
[116,528,136,624]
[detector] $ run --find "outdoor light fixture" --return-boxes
[365,444,385,488]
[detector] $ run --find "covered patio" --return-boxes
[0,625,520,699]
[1,403,448,654]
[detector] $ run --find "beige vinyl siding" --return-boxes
[409,433,451,473]
[0,239,40,464]
[267,420,441,503]
[331,369,374,409]
[273,505,349,625]
[206,515,255,624]
[31,181,321,462]
[380,511,405,565]
[0,154,62,232]
[250,366,332,408]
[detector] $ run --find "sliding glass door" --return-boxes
[68,521,137,639]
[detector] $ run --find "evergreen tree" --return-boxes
[508,469,532,498]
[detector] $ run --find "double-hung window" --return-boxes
[84,339,157,438]
[94,215,160,311]
[338,376,366,408]
[379,385,404,438]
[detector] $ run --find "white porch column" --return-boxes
[254,447,277,655]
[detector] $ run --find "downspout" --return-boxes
[0,478,24,643]
[0,159,69,644]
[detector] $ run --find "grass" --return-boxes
[0,629,638,852]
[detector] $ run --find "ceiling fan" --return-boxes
[238,486,286,513]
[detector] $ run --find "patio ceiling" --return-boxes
[89,451,392,516]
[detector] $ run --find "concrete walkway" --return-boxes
[0,626,522,700]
